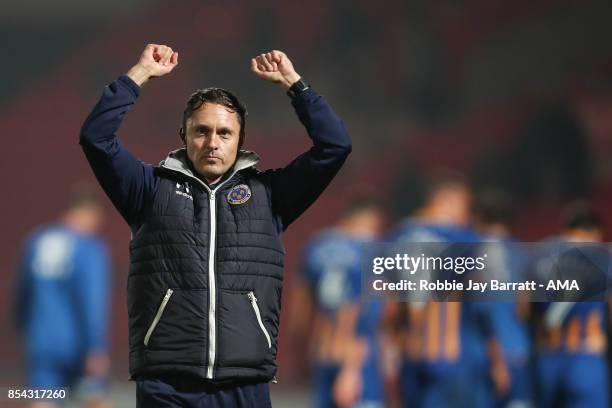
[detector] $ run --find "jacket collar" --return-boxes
[159,148,260,190]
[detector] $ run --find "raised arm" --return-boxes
[79,44,178,225]
[252,50,352,230]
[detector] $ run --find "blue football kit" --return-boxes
[389,219,495,408]
[15,224,110,394]
[302,229,384,408]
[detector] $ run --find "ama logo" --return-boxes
[547,280,580,291]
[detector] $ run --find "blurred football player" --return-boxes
[383,172,508,408]
[474,190,532,408]
[297,195,385,408]
[531,201,609,408]
[14,188,111,408]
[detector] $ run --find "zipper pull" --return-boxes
[210,191,216,201]
[272,376,278,384]
[164,288,174,300]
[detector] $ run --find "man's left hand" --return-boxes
[251,50,301,91]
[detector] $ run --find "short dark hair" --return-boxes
[563,200,603,231]
[66,183,101,211]
[180,87,247,148]
[474,189,513,228]
[425,169,470,199]
[344,194,385,218]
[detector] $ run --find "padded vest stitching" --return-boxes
[128,271,209,277]
[217,244,285,255]
[132,256,205,264]
[131,242,206,250]
[216,259,283,267]
[217,272,283,281]
[216,231,277,237]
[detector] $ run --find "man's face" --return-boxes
[184,103,241,185]
[346,209,384,239]
[431,186,472,226]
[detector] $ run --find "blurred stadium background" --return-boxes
[3,0,612,405]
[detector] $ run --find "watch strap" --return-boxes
[286,79,310,99]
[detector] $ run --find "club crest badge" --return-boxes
[227,184,252,205]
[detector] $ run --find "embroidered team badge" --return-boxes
[227,184,252,205]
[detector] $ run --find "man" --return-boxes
[296,196,385,408]
[473,190,532,408]
[531,202,609,408]
[14,189,111,408]
[383,173,507,408]
[80,44,351,407]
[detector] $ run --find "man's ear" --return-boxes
[179,128,186,146]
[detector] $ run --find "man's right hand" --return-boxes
[127,44,178,87]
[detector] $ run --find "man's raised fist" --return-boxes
[250,50,301,91]
[127,44,178,86]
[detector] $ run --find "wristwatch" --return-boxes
[286,79,310,99]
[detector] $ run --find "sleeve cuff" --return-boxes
[118,75,141,98]
[290,88,318,107]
